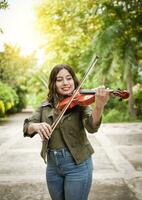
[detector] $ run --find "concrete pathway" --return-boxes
[0,112,142,200]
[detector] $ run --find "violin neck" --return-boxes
[80,89,113,95]
[80,89,96,94]
[80,89,129,100]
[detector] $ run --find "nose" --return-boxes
[63,78,68,84]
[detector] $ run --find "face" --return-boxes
[55,68,75,96]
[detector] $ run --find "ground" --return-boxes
[0,111,142,200]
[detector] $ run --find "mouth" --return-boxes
[61,87,71,91]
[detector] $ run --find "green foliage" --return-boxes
[0,100,5,117]
[94,0,142,82]
[36,0,97,71]
[0,0,8,10]
[26,67,48,107]
[102,95,130,122]
[0,82,18,106]
[1,0,140,121]
[0,44,36,86]
[9,85,27,113]
[28,92,46,109]
[103,108,130,122]
[0,82,19,116]
[33,0,142,121]
[0,44,37,114]
[35,0,142,80]
[0,0,8,34]
[134,89,142,119]
[92,0,142,118]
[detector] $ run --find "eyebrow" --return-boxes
[56,74,72,78]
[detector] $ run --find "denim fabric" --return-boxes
[46,148,93,200]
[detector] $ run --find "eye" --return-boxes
[67,77,72,80]
[56,78,63,82]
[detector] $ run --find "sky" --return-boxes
[0,0,45,64]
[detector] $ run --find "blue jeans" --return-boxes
[46,148,93,200]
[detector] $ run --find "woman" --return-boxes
[23,64,109,200]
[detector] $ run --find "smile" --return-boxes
[62,87,71,91]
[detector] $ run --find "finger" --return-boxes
[38,130,44,140]
[100,89,106,96]
[43,123,52,135]
[97,87,105,96]
[101,86,108,96]
[95,89,100,97]
[105,89,110,101]
[101,87,110,97]
[97,85,105,95]
[40,127,49,140]
[41,123,51,133]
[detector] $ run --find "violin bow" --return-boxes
[50,55,99,133]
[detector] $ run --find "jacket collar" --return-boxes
[40,101,72,119]
[41,101,52,107]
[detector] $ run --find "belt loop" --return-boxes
[62,149,65,158]
[54,151,59,166]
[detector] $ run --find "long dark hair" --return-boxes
[47,64,79,107]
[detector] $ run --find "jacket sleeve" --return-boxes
[23,106,41,138]
[81,106,102,133]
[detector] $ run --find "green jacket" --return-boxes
[23,101,101,164]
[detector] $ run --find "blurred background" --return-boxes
[0,0,142,122]
[0,1,142,200]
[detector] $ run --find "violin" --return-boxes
[48,56,129,134]
[57,89,130,110]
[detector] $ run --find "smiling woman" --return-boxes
[0,0,41,56]
[23,62,110,200]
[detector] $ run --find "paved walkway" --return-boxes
[0,112,142,200]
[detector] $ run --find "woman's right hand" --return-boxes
[28,122,52,140]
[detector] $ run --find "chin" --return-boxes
[61,91,72,96]
[62,92,71,96]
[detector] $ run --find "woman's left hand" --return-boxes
[95,86,110,109]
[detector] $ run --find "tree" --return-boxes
[35,0,98,71]
[93,0,142,118]
[35,0,142,119]
[0,44,36,86]
[0,0,8,9]
[0,44,37,111]
[0,0,8,33]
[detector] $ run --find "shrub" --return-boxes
[0,82,19,116]
[9,85,27,113]
[0,100,5,117]
[134,90,142,119]
[103,108,130,122]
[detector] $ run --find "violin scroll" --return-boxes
[111,89,130,99]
